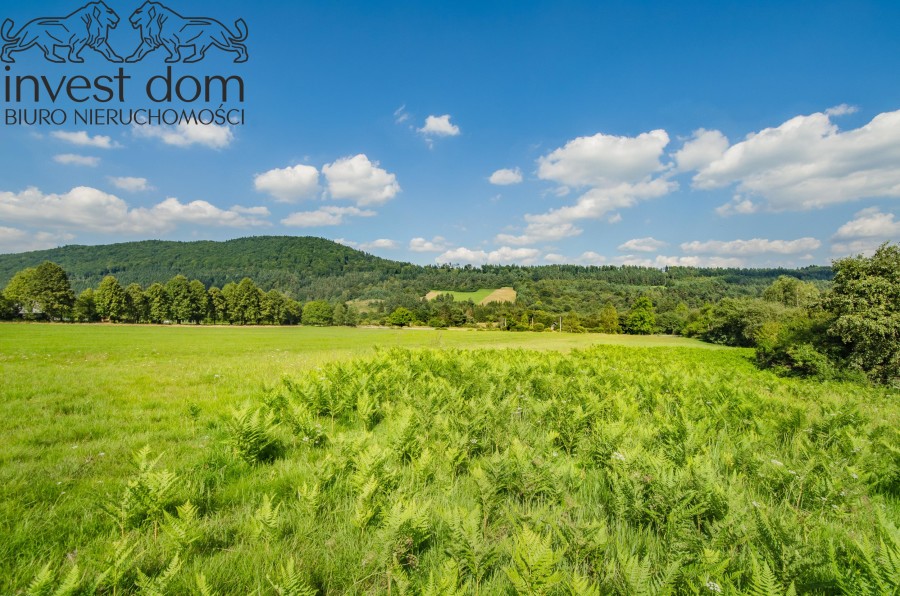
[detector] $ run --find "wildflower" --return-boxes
[706,581,722,593]
[789,470,797,475]
[612,451,626,461]
[851,473,858,479]
[770,459,783,466]
[751,501,761,508]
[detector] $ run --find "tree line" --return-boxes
[0,265,360,327]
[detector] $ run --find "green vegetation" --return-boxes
[427,289,496,303]
[1,325,896,593]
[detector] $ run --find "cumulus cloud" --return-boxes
[254,164,320,202]
[831,207,900,255]
[409,236,450,252]
[715,195,760,217]
[134,123,234,149]
[537,129,671,188]
[691,108,900,210]
[54,154,100,167]
[280,206,376,227]
[0,227,74,253]
[359,238,398,250]
[489,168,523,185]
[323,154,400,206]
[501,129,676,243]
[680,237,821,255]
[618,237,667,253]
[0,187,268,234]
[109,177,151,192]
[673,129,728,172]
[495,222,583,245]
[435,246,540,265]
[419,114,460,138]
[52,131,119,149]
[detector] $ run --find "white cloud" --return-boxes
[435,246,540,265]
[618,237,667,252]
[680,237,821,255]
[0,187,268,234]
[52,131,119,149]
[0,227,75,253]
[323,154,400,206]
[831,207,900,255]
[419,114,460,138]
[360,238,398,250]
[495,222,583,245]
[833,207,900,239]
[578,251,607,265]
[489,168,523,185]
[503,129,676,242]
[537,129,670,188]
[691,109,900,210]
[673,129,728,172]
[280,206,376,227]
[394,105,410,124]
[254,164,320,202]
[409,236,450,252]
[825,104,858,117]
[543,253,567,263]
[611,254,747,268]
[134,123,233,149]
[54,154,100,167]
[231,205,271,216]
[715,195,760,217]
[109,177,151,192]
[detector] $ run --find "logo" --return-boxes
[1,2,124,64]
[1,1,248,64]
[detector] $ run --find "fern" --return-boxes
[161,500,202,552]
[443,506,498,587]
[92,534,139,593]
[379,499,431,570]
[135,554,182,596]
[104,446,178,535]
[25,563,55,596]
[226,404,283,464]
[195,572,219,596]
[746,556,793,596]
[266,559,316,596]
[251,493,282,539]
[420,559,468,596]
[567,571,601,596]
[504,525,564,595]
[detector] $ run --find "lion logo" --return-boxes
[1,2,124,63]
[125,2,248,64]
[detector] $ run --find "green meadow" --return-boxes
[1,324,897,594]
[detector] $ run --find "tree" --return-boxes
[233,278,262,325]
[763,276,820,308]
[3,267,38,318]
[188,279,209,324]
[625,296,656,335]
[146,283,170,323]
[166,275,192,324]
[826,243,900,384]
[95,275,128,322]
[125,283,147,323]
[332,302,347,327]
[302,300,333,326]
[598,302,620,334]
[4,263,75,320]
[208,286,227,324]
[262,289,286,325]
[387,307,414,327]
[73,288,99,322]
[0,292,16,320]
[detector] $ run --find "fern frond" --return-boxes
[504,525,563,595]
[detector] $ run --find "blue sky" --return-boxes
[1,0,899,267]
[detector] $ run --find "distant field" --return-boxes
[425,286,517,304]
[3,324,893,593]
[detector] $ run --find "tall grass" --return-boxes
[3,337,898,593]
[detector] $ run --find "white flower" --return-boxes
[770,459,783,466]
[612,451,626,461]
[706,580,722,593]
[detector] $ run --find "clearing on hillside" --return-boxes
[425,286,517,305]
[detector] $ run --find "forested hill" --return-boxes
[0,236,413,293]
[0,235,833,305]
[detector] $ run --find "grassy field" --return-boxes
[424,288,516,305]
[1,324,897,594]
